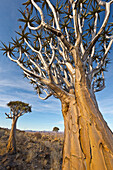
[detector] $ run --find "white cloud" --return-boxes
[57,121,64,125]
[0,79,33,92]
[98,97,113,115]
[32,98,61,114]
[0,87,61,116]
[0,94,20,108]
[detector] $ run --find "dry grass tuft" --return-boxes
[0,127,64,170]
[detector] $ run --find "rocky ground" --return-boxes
[0,127,64,170]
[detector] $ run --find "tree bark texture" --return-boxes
[61,81,113,170]
[61,50,113,170]
[7,118,18,154]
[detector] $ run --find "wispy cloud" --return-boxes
[57,121,64,125]
[0,79,33,92]
[0,94,21,108]
[0,86,61,116]
[97,97,113,115]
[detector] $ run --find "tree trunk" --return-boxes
[61,84,113,169]
[7,117,18,154]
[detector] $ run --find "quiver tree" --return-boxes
[53,127,60,132]
[5,101,31,154]
[1,0,113,169]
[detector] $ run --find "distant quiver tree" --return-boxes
[53,127,60,132]
[5,101,31,154]
[1,0,113,169]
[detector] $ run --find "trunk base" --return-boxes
[61,92,113,170]
[7,119,17,154]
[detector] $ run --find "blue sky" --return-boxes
[0,0,113,132]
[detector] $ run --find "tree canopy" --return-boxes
[1,0,113,100]
[53,127,60,132]
[5,101,32,119]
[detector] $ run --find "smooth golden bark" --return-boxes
[61,48,113,169]
[7,118,18,154]
[61,92,113,169]
[61,78,113,170]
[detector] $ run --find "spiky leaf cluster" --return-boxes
[5,101,32,119]
[1,0,113,99]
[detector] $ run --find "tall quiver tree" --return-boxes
[5,101,31,154]
[1,0,113,169]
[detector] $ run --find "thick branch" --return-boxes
[5,113,12,119]
[88,39,113,78]
[46,0,60,30]
[43,23,72,50]
[31,0,44,23]
[82,2,111,62]
[38,89,52,100]
[70,0,80,47]
[24,38,48,68]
